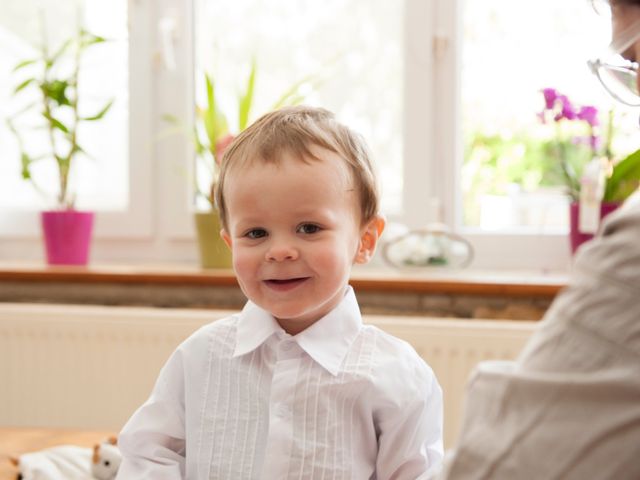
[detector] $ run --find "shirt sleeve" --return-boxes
[116,348,187,480]
[375,355,444,480]
[432,197,640,480]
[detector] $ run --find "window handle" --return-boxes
[433,34,449,61]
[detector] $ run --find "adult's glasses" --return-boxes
[588,57,639,106]
[588,17,640,106]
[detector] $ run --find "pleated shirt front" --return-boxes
[117,287,443,479]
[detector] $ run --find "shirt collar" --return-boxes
[294,286,362,376]
[233,286,363,376]
[233,301,284,358]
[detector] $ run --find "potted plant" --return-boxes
[167,61,315,268]
[538,87,640,253]
[6,27,113,265]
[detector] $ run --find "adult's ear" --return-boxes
[355,215,386,264]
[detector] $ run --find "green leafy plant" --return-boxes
[166,60,317,209]
[6,27,113,209]
[603,147,640,201]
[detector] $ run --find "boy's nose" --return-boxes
[265,242,299,262]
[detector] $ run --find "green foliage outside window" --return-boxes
[462,131,592,226]
[463,88,640,227]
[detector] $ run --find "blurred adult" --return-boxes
[430,1,640,478]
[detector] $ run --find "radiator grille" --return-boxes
[0,304,534,448]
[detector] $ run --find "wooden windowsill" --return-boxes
[0,262,567,298]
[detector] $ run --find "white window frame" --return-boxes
[406,0,571,271]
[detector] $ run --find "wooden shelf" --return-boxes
[0,263,566,298]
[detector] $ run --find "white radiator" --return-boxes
[0,303,535,448]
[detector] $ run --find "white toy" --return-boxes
[9,437,121,480]
[11,445,92,480]
[91,438,121,480]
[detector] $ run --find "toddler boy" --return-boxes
[117,106,443,479]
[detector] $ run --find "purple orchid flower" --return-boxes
[556,95,577,121]
[577,105,599,127]
[542,88,558,110]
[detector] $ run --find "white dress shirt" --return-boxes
[117,286,443,480]
[431,193,640,480]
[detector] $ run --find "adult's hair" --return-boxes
[214,105,379,229]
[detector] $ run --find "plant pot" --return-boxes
[41,210,95,265]
[569,201,620,254]
[194,211,232,269]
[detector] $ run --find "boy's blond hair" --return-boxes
[214,105,379,229]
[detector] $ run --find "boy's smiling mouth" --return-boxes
[263,277,310,291]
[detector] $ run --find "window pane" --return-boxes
[0,0,128,211]
[461,0,637,232]
[193,0,403,213]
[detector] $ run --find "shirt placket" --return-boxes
[262,336,301,479]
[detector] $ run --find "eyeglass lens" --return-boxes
[597,63,640,106]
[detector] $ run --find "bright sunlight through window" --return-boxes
[193,0,403,213]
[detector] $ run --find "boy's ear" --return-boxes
[355,215,386,264]
[221,229,232,249]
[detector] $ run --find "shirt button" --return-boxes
[281,341,295,351]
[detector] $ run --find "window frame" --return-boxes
[425,0,572,270]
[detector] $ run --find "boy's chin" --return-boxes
[271,306,327,334]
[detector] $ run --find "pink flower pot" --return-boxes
[569,202,620,254]
[41,210,95,265]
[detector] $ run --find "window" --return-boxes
[1,2,124,213]
[433,0,638,269]
[0,0,628,269]
[193,0,404,213]
[0,0,153,240]
[460,0,636,232]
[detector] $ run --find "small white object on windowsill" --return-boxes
[579,157,606,234]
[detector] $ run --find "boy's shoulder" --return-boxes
[354,324,438,398]
[358,324,434,377]
[360,323,421,355]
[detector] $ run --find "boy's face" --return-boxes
[221,148,383,335]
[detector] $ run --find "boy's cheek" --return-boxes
[311,247,352,273]
[232,257,258,299]
[231,251,256,278]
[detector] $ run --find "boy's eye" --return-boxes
[297,223,321,234]
[245,228,267,239]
